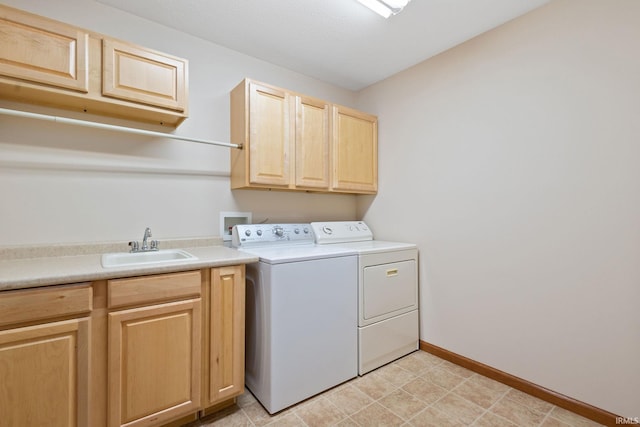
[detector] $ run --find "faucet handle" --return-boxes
[150,240,159,250]
[128,241,139,252]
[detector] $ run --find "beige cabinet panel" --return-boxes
[102,38,187,112]
[295,95,330,189]
[108,299,201,427]
[332,105,378,193]
[0,318,90,427]
[205,265,246,406]
[0,6,89,92]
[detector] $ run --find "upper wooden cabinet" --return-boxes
[0,4,188,127]
[243,81,292,188]
[0,6,89,93]
[296,95,331,190]
[230,78,377,194]
[102,38,187,112]
[332,105,378,193]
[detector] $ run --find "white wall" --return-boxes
[357,0,640,416]
[0,0,358,246]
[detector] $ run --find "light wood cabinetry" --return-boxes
[102,38,188,112]
[0,4,188,127]
[295,95,331,189]
[203,265,246,408]
[0,284,92,427]
[332,105,378,193]
[230,78,377,194]
[0,6,89,93]
[107,271,202,427]
[0,264,247,427]
[231,81,291,188]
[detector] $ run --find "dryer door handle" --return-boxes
[386,268,399,277]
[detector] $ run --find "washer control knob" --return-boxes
[273,226,284,237]
[322,226,333,235]
[303,227,309,234]
[294,228,300,234]
[256,229,262,236]
[244,229,251,237]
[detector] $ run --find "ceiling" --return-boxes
[97,0,550,91]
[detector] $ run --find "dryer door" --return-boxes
[362,259,417,324]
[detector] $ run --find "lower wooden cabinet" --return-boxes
[204,265,245,407]
[105,267,246,426]
[0,284,92,427]
[0,265,246,427]
[0,317,91,427]
[108,299,202,427]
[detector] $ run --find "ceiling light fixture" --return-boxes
[356,0,411,18]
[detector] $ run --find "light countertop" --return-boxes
[0,241,258,291]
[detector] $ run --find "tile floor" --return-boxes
[191,350,604,427]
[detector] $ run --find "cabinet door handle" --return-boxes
[386,268,398,277]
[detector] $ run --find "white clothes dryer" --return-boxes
[232,224,358,413]
[311,221,419,375]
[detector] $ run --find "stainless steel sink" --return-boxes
[101,249,197,268]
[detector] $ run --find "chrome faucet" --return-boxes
[129,227,159,253]
[142,227,152,250]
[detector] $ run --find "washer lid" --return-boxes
[236,244,357,264]
[328,240,417,254]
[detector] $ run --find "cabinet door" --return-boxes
[0,318,90,427]
[295,96,330,189]
[102,38,188,112]
[0,6,88,92]
[108,299,201,427]
[332,105,378,193]
[206,265,245,406]
[248,82,292,187]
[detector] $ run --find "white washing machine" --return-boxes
[311,221,419,375]
[232,224,358,414]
